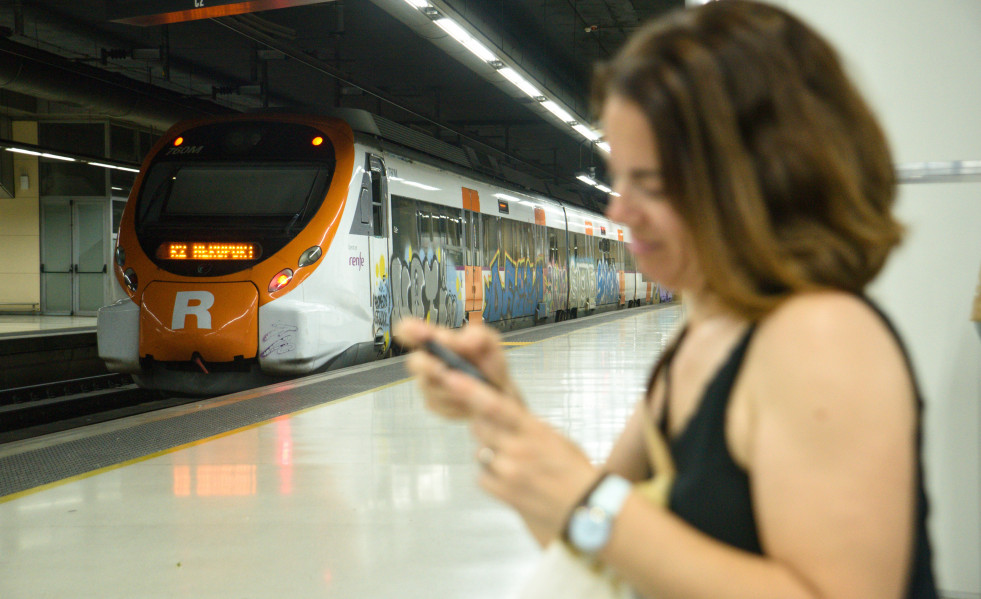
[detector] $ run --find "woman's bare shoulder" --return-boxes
[747,290,912,413]
[755,291,897,355]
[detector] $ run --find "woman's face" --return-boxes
[601,95,703,293]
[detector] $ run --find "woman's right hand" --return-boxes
[394,317,522,420]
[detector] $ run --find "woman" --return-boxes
[395,1,937,597]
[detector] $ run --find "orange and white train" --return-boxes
[97,110,668,395]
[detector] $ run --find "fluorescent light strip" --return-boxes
[41,152,75,162]
[89,161,140,173]
[499,67,541,98]
[594,184,612,193]
[434,18,497,62]
[542,100,575,124]
[6,147,42,156]
[573,124,600,141]
[403,0,429,8]
[576,174,598,186]
[7,146,142,171]
[596,141,611,154]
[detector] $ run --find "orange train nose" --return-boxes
[139,281,259,363]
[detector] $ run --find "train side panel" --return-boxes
[257,166,371,373]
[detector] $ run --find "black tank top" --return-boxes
[653,300,937,597]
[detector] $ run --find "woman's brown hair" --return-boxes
[593,0,901,320]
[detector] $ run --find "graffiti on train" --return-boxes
[541,261,568,313]
[483,250,546,322]
[568,257,593,307]
[390,246,464,327]
[371,254,393,343]
[596,258,619,305]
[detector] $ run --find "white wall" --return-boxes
[716,0,981,595]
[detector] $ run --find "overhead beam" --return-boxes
[107,0,336,26]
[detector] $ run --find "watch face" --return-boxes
[569,505,611,554]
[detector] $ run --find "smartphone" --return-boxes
[423,339,495,388]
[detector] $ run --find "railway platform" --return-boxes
[0,303,683,599]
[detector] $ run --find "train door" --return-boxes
[40,198,110,315]
[365,155,391,353]
[532,209,547,319]
[462,188,483,323]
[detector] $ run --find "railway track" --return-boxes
[0,374,200,444]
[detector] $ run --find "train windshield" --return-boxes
[133,119,338,276]
[146,164,323,217]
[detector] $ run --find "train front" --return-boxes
[97,115,355,395]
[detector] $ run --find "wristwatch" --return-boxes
[566,473,632,556]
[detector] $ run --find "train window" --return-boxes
[482,215,500,265]
[438,208,465,268]
[392,195,419,256]
[359,188,371,225]
[437,213,448,244]
[163,165,319,216]
[517,221,533,263]
[449,214,463,248]
[499,219,511,263]
[370,171,384,237]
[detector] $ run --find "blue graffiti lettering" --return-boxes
[483,251,544,322]
[596,259,619,304]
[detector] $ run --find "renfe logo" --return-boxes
[349,253,365,270]
[172,290,215,330]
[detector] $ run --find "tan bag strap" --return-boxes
[642,406,675,478]
[634,379,676,507]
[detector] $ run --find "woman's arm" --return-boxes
[598,293,917,599]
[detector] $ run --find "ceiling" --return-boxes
[0,0,682,211]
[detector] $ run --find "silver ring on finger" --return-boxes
[476,446,495,469]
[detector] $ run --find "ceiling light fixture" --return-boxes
[572,124,600,141]
[3,142,140,172]
[541,101,575,124]
[401,0,611,189]
[433,17,498,63]
[497,67,541,98]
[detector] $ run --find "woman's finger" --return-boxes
[392,317,433,350]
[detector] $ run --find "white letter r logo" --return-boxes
[172,291,215,330]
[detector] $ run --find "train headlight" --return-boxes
[115,246,126,266]
[123,268,138,292]
[269,268,293,293]
[298,246,322,268]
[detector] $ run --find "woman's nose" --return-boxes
[604,189,627,221]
